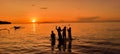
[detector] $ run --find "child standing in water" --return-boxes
[67,24,72,40]
[56,26,62,51]
[50,31,56,51]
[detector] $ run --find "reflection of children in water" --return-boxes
[50,31,56,51]
[63,38,67,52]
[68,40,72,52]
[57,38,72,52]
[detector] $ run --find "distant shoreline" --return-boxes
[1,20,120,24]
[0,21,11,24]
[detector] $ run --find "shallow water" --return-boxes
[0,22,120,54]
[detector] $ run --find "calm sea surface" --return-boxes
[0,22,120,54]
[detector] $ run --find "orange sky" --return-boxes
[0,0,120,23]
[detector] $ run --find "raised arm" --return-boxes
[56,26,57,30]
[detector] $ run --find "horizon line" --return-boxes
[11,20,120,24]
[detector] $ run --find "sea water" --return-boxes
[0,22,120,54]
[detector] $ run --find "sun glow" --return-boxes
[31,17,37,23]
[32,19,36,23]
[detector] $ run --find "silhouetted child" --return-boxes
[56,26,62,40]
[62,26,67,40]
[67,26,72,40]
[50,31,56,51]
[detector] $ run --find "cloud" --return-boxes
[77,16,100,21]
[40,7,48,9]
[31,4,48,9]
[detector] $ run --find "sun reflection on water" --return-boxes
[32,24,36,33]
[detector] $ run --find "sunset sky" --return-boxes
[0,0,120,23]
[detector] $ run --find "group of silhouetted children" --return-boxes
[50,25,72,52]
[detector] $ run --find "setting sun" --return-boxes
[32,19,36,23]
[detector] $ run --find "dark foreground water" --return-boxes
[0,22,120,54]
